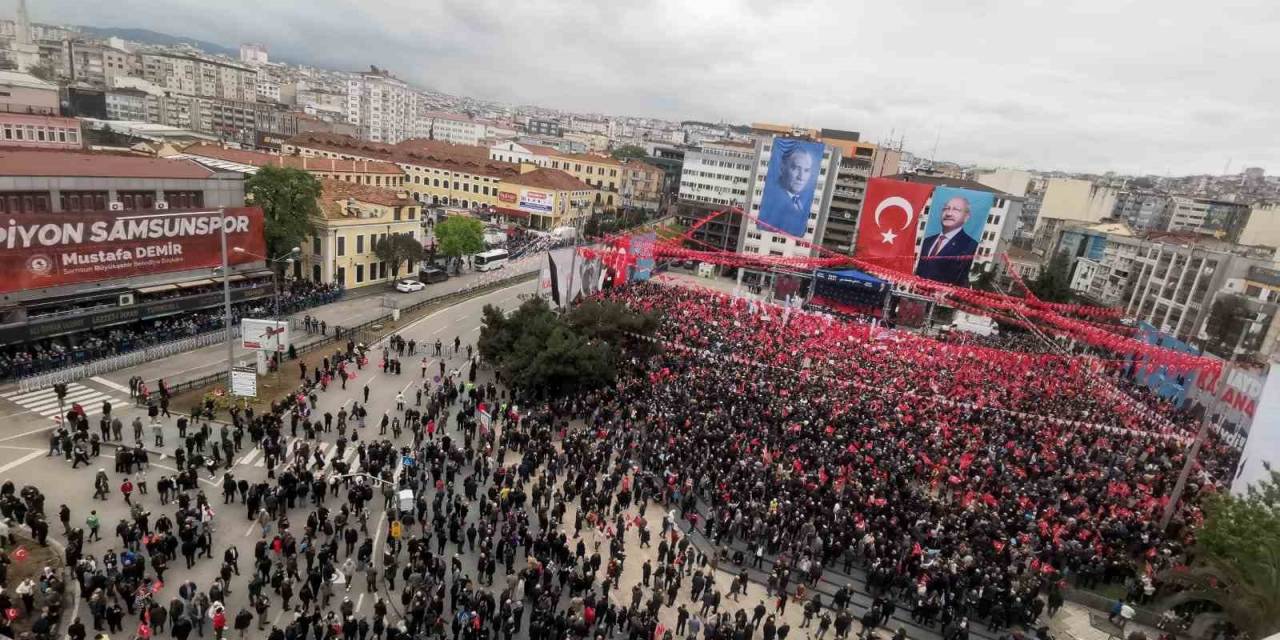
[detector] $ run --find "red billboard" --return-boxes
[0,207,266,294]
[854,178,935,274]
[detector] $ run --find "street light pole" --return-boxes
[220,209,235,393]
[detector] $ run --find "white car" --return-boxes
[394,279,425,293]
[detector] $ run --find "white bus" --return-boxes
[473,248,509,272]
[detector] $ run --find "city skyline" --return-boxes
[27,0,1280,177]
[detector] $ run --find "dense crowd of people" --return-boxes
[0,277,1236,640]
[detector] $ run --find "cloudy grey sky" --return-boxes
[29,0,1280,175]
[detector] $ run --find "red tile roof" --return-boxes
[0,149,214,179]
[551,151,621,166]
[286,132,519,179]
[183,143,404,175]
[318,178,417,217]
[503,168,592,192]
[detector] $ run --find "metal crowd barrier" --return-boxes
[15,328,239,393]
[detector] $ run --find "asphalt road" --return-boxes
[0,276,538,633]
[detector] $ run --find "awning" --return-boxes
[493,206,531,219]
[177,279,215,289]
[815,268,889,292]
[136,283,180,294]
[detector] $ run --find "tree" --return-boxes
[27,60,57,82]
[434,216,485,274]
[1028,251,1074,303]
[477,298,616,398]
[373,233,423,280]
[566,299,659,348]
[1160,470,1280,638]
[246,167,320,273]
[972,267,997,292]
[611,145,647,161]
[1204,294,1251,357]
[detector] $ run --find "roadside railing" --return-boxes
[16,328,239,393]
[143,270,538,403]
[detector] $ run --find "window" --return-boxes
[408,208,415,220]
[337,237,346,256]
[1,191,52,213]
[165,191,204,208]
[312,237,321,255]
[433,179,439,187]
[394,207,402,221]
[356,264,364,283]
[356,234,365,254]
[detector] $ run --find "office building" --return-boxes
[526,117,561,137]
[1162,195,1253,242]
[545,152,621,210]
[675,139,754,253]
[886,173,1022,280]
[619,160,665,213]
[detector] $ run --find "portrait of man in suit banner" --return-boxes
[915,186,994,287]
[757,138,824,237]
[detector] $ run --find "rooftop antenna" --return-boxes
[930,132,940,164]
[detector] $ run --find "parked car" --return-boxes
[394,279,425,293]
[418,266,449,284]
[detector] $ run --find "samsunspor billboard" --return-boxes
[0,207,266,295]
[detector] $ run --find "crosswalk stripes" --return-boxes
[237,437,361,469]
[0,382,127,421]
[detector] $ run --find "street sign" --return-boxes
[401,455,415,467]
[230,367,257,398]
[390,521,402,539]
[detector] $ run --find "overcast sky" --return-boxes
[31,0,1280,176]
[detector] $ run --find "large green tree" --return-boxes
[610,145,647,161]
[1161,470,1280,638]
[566,299,659,348]
[246,166,320,272]
[1028,251,1074,303]
[372,233,423,280]
[434,216,485,273]
[478,298,616,397]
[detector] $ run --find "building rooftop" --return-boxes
[182,144,404,175]
[0,70,57,91]
[885,173,1016,198]
[551,151,621,167]
[503,168,591,192]
[318,178,416,218]
[0,149,214,179]
[287,132,519,179]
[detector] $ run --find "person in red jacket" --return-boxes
[120,479,134,506]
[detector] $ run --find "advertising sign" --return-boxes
[854,178,936,274]
[498,191,517,204]
[0,207,266,295]
[230,366,257,398]
[518,190,554,214]
[241,318,290,351]
[915,187,993,287]
[1232,359,1280,495]
[757,138,824,237]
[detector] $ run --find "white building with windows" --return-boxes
[345,71,422,144]
[677,139,755,207]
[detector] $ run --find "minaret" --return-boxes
[15,0,31,45]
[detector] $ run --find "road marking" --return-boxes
[0,451,46,474]
[90,377,134,394]
[399,380,414,394]
[356,593,364,613]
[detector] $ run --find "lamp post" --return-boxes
[233,246,300,320]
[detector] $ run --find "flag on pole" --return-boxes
[547,253,562,306]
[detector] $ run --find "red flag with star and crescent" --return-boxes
[854,178,936,274]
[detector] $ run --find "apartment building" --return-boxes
[886,173,1023,279]
[140,50,258,102]
[62,40,137,87]
[1125,234,1277,341]
[1162,195,1253,242]
[818,147,877,256]
[1112,190,1171,232]
[1056,222,1143,306]
[619,160,665,212]
[346,71,422,144]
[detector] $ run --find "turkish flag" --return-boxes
[854,178,935,274]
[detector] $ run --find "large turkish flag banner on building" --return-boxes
[0,207,266,295]
[854,178,935,275]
